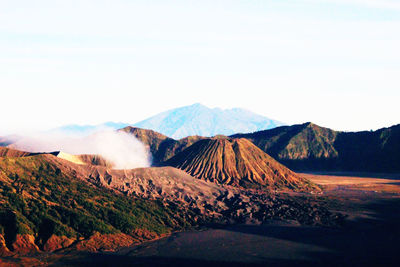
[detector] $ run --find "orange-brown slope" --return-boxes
[0,147,33,157]
[165,138,318,191]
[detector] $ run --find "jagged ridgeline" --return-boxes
[164,137,318,191]
[231,122,400,172]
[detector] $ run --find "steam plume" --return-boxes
[11,130,151,169]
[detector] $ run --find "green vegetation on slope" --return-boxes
[232,122,400,172]
[0,155,193,249]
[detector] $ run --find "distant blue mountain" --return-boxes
[133,103,284,139]
[52,122,130,135]
[52,104,284,138]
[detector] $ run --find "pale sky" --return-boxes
[1,0,399,134]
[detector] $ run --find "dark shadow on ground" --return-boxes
[223,197,400,266]
[49,253,322,267]
[50,198,400,267]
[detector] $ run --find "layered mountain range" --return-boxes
[3,122,399,175]
[1,118,397,256]
[121,123,400,173]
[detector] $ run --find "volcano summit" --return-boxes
[165,137,317,191]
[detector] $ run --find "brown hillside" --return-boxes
[120,127,170,152]
[0,147,33,157]
[165,138,317,191]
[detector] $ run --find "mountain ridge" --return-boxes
[44,104,283,138]
[121,123,400,173]
[231,122,400,172]
[133,103,284,139]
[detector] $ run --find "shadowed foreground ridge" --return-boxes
[165,137,317,191]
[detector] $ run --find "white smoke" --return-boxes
[11,130,151,169]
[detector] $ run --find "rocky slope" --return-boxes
[164,137,318,191]
[55,155,335,227]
